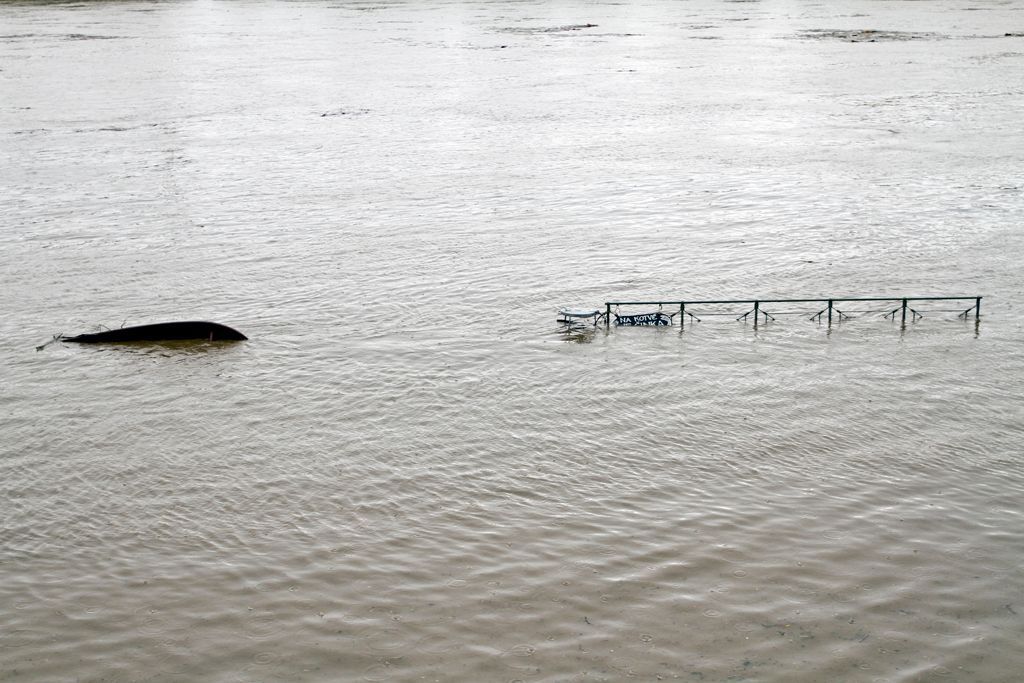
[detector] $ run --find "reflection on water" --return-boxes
[61,339,248,356]
[2,0,1024,681]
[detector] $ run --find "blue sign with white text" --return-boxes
[615,312,671,326]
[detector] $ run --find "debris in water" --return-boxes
[496,23,598,35]
[320,108,370,118]
[798,29,944,42]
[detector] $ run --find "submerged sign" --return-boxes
[615,312,671,326]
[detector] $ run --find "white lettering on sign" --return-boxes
[615,312,671,326]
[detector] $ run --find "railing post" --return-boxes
[605,303,611,328]
[827,299,833,326]
[680,302,685,327]
[753,300,759,328]
[901,298,908,326]
[976,296,981,322]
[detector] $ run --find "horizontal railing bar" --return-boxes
[607,296,981,306]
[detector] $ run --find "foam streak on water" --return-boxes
[2,1,1024,681]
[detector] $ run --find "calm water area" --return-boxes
[2,0,1024,680]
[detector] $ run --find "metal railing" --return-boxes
[603,296,982,327]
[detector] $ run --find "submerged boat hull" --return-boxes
[62,321,247,343]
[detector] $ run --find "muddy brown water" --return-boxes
[2,0,1024,681]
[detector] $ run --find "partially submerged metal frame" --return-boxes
[602,296,982,328]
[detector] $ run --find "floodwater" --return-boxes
[2,0,1024,680]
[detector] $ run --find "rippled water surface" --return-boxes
[3,0,1024,681]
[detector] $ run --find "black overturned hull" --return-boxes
[62,321,247,343]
